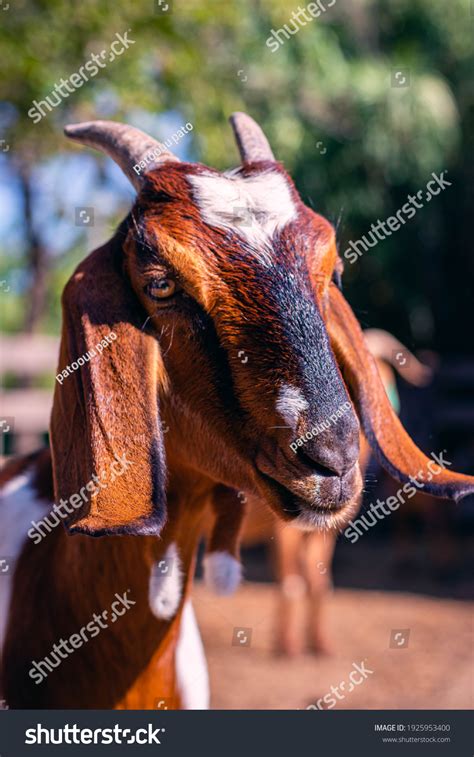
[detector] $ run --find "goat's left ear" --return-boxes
[50,239,168,536]
[326,285,474,502]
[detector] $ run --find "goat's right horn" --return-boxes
[64,120,179,190]
[229,112,275,163]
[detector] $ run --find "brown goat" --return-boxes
[1,114,473,709]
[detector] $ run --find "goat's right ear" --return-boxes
[50,240,168,537]
[326,285,474,503]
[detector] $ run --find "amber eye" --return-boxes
[147,278,176,300]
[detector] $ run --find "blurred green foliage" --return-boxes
[0,0,472,350]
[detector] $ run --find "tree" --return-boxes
[1,0,472,351]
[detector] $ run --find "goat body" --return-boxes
[1,113,473,710]
[0,449,211,708]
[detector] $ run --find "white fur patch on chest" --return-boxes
[0,471,49,659]
[175,601,209,709]
[187,170,297,265]
[148,542,183,621]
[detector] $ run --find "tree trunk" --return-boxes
[17,162,48,333]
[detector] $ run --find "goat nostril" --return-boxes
[295,443,358,478]
[295,448,342,477]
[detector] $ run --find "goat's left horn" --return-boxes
[229,112,275,163]
[64,120,179,190]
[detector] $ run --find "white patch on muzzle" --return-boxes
[276,384,309,431]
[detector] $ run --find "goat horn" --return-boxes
[363,329,433,387]
[229,112,275,162]
[64,120,179,190]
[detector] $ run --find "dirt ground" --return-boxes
[193,582,473,710]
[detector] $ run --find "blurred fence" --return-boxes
[1,333,473,471]
[0,334,58,457]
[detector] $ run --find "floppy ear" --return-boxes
[326,285,474,503]
[50,238,168,536]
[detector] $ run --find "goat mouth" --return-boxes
[290,499,360,532]
[255,467,362,531]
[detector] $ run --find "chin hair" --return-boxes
[291,497,360,533]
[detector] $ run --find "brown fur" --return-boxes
[3,115,473,710]
[2,456,209,708]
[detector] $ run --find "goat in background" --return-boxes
[1,114,473,709]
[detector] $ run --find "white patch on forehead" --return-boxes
[187,170,297,265]
[149,542,183,621]
[276,384,309,430]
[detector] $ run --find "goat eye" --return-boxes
[147,278,176,300]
